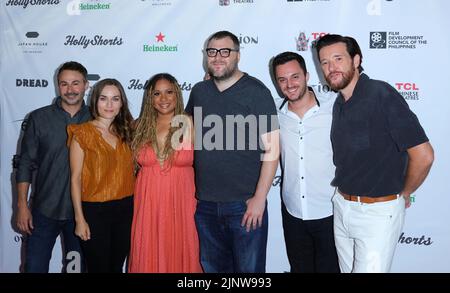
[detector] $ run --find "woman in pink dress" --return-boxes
[128,73,202,273]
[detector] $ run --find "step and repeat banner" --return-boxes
[1,0,449,272]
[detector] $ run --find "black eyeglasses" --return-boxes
[205,48,239,58]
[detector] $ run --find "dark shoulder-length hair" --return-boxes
[89,78,134,144]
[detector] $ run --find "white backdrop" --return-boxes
[1,0,449,273]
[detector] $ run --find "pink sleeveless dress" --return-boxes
[128,144,202,273]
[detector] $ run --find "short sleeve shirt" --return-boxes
[186,73,278,202]
[331,73,428,197]
[67,122,135,202]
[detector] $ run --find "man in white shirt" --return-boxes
[271,51,339,273]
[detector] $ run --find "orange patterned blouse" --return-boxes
[67,122,135,202]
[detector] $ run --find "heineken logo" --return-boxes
[143,32,178,53]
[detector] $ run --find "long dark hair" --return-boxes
[89,78,134,144]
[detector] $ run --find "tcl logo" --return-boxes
[395,83,419,91]
[311,32,327,40]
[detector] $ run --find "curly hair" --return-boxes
[89,78,134,144]
[131,73,186,168]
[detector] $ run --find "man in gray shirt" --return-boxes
[16,61,91,273]
[186,31,279,272]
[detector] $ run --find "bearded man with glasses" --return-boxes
[186,31,279,273]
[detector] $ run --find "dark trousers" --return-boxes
[195,200,268,273]
[81,196,133,273]
[24,209,83,273]
[281,202,340,273]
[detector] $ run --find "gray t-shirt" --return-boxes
[186,73,278,202]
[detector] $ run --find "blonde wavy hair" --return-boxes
[131,73,186,168]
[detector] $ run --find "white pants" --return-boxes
[332,192,405,273]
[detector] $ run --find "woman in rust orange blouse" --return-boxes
[68,78,134,273]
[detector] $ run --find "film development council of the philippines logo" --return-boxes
[370,32,387,49]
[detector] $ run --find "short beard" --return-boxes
[208,64,238,81]
[326,66,355,91]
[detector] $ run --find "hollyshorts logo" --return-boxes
[370,31,428,49]
[16,78,48,87]
[64,35,123,49]
[128,78,192,93]
[394,82,420,101]
[143,32,178,53]
[18,31,48,54]
[295,31,328,51]
[398,233,433,246]
[66,0,111,16]
[5,0,60,8]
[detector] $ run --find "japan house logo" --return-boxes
[18,31,48,54]
[143,32,178,53]
[370,32,387,49]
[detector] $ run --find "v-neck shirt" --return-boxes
[67,122,135,202]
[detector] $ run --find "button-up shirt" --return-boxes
[277,88,336,220]
[331,73,428,196]
[16,97,91,220]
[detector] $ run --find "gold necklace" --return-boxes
[154,141,167,162]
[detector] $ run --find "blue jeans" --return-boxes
[194,200,268,273]
[24,209,82,273]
